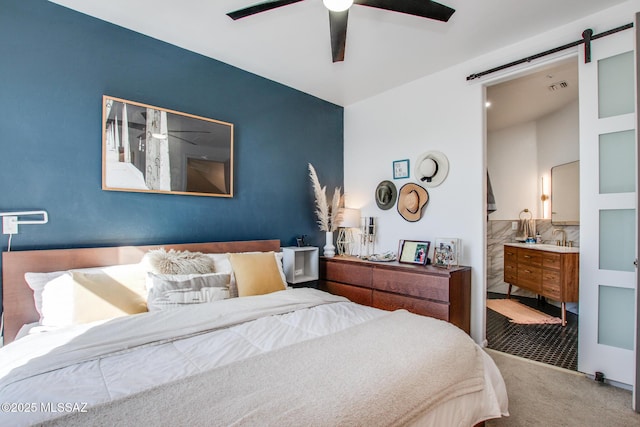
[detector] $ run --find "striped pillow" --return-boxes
[146,272,231,311]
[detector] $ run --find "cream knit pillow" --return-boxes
[142,248,216,275]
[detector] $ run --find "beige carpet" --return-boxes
[486,349,639,426]
[487,299,562,325]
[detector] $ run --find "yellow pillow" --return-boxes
[229,252,287,297]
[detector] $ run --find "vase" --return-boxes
[323,231,336,258]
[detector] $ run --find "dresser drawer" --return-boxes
[542,281,561,300]
[372,291,449,321]
[517,265,542,292]
[504,263,517,283]
[320,281,372,306]
[541,269,561,299]
[518,249,543,266]
[372,268,450,302]
[319,257,471,334]
[323,261,372,287]
[542,269,560,286]
[542,252,561,270]
[504,247,518,264]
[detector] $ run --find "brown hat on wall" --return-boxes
[397,183,429,222]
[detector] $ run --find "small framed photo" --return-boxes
[398,239,430,265]
[434,238,461,268]
[393,159,410,179]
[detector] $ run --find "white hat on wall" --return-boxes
[414,151,449,187]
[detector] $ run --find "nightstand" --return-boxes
[281,246,319,286]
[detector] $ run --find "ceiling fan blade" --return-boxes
[354,0,455,22]
[167,130,211,134]
[168,134,197,145]
[329,10,349,63]
[227,0,305,20]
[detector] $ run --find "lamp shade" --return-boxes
[340,208,361,228]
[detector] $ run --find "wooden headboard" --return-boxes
[2,239,281,344]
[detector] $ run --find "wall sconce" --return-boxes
[336,208,361,256]
[540,176,550,219]
[0,210,49,251]
[0,210,48,346]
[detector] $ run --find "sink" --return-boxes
[505,242,579,253]
[533,244,568,250]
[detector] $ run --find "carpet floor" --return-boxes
[486,349,639,426]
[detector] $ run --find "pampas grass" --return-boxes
[308,163,343,232]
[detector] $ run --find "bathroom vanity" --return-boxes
[503,243,579,326]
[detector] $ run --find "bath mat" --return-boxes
[487,299,562,325]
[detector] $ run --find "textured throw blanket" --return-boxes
[44,310,485,426]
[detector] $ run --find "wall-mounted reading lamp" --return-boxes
[0,210,48,345]
[0,210,49,251]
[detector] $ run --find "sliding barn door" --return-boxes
[578,23,637,391]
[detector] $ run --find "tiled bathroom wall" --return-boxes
[487,219,580,295]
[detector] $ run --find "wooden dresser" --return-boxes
[319,256,471,334]
[503,243,579,326]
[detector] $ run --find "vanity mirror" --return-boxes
[551,160,579,225]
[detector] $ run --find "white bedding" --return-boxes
[0,288,507,426]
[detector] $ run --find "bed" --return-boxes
[1,240,508,426]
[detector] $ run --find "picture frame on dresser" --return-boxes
[434,238,460,268]
[398,240,430,265]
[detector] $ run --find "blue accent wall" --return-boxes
[0,0,343,312]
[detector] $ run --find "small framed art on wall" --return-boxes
[393,159,410,179]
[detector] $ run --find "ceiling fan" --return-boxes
[227,0,455,62]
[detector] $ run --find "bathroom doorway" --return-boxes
[485,56,580,370]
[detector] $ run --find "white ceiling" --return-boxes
[49,0,627,106]
[487,58,579,132]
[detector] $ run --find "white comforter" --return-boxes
[0,288,507,426]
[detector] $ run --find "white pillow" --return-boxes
[25,263,147,320]
[24,270,65,318]
[146,272,231,311]
[40,271,148,327]
[14,322,41,341]
[207,252,286,298]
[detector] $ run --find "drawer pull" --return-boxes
[523,255,530,258]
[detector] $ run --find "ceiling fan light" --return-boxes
[323,0,353,12]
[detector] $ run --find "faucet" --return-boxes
[553,228,566,246]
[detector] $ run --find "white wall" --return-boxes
[488,121,539,220]
[537,99,580,219]
[487,99,580,221]
[537,99,580,176]
[344,1,640,344]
